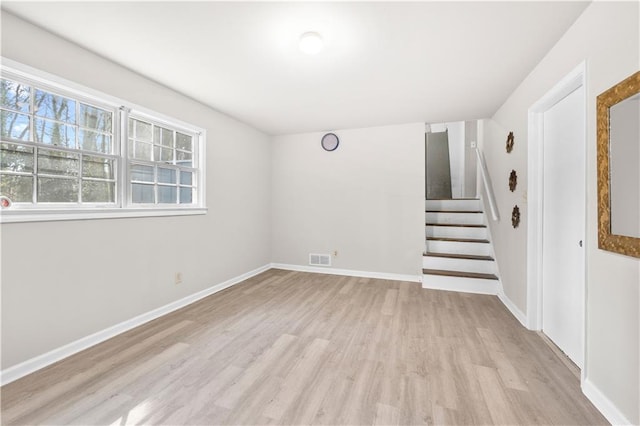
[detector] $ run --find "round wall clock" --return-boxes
[321,133,339,151]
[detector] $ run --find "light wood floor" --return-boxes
[1,270,607,425]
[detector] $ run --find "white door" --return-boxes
[542,85,585,368]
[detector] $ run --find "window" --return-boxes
[128,117,196,205]
[0,61,206,222]
[1,79,117,205]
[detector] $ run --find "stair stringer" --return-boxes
[479,196,504,296]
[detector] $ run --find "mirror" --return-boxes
[597,71,640,258]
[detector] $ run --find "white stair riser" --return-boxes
[425,199,481,211]
[426,240,492,256]
[426,226,487,240]
[425,212,484,225]
[422,256,496,274]
[422,274,499,295]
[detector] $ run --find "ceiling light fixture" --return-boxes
[299,32,324,55]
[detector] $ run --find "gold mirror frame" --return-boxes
[596,71,640,258]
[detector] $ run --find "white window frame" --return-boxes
[0,58,207,223]
[125,111,200,208]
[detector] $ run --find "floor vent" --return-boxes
[309,253,331,267]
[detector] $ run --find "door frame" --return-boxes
[526,62,587,372]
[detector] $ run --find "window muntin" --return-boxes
[1,77,117,206]
[2,79,114,153]
[0,142,33,202]
[128,117,197,205]
[0,66,204,218]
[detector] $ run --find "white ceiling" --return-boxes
[2,1,589,135]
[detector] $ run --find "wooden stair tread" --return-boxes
[424,252,494,261]
[425,210,483,213]
[426,237,490,243]
[425,223,486,228]
[422,269,498,280]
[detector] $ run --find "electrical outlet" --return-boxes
[175,272,183,285]
[333,250,338,257]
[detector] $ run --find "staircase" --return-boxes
[422,198,500,295]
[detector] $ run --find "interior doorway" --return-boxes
[425,121,478,199]
[425,130,452,199]
[527,63,586,370]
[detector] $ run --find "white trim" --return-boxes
[0,207,208,223]
[527,107,545,330]
[0,57,207,218]
[0,263,271,386]
[1,58,122,109]
[527,61,586,333]
[582,377,633,425]
[271,263,422,283]
[497,288,528,327]
[0,263,420,385]
[1,58,205,134]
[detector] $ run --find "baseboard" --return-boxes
[582,377,633,425]
[271,263,422,283]
[497,287,528,328]
[0,263,271,386]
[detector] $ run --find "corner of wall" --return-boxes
[582,376,634,426]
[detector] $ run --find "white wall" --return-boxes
[480,119,528,310]
[0,13,272,370]
[464,121,477,198]
[481,3,639,423]
[271,123,424,277]
[2,6,638,422]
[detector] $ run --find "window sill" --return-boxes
[0,207,208,223]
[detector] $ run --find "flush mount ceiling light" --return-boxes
[299,32,324,55]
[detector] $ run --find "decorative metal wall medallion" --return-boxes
[512,205,521,228]
[506,131,515,153]
[509,170,517,192]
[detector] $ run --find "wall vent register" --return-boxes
[309,253,331,267]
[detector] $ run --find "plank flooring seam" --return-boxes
[0,270,606,426]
